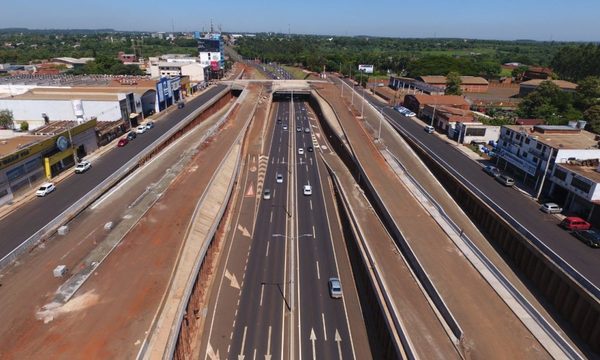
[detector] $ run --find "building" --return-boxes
[454,123,500,145]
[118,51,138,64]
[495,122,599,190]
[198,34,224,80]
[549,160,600,224]
[421,105,475,132]
[0,119,98,206]
[149,61,205,82]
[388,76,445,96]
[416,76,489,93]
[515,118,545,126]
[403,94,470,117]
[523,66,553,81]
[519,79,577,97]
[51,57,94,69]
[0,86,157,129]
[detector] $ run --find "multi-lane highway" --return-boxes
[203,94,369,359]
[0,85,226,261]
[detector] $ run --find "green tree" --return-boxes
[20,121,29,131]
[584,105,600,133]
[575,76,600,111]
[518,80,581,123]
[512,65,529,81]
[445,71,463,95]
[0,109,14,129]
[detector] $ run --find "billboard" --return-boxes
[358,64,374,74]
[211,61,220,71]
[198,39,220,52]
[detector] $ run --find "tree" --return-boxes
[518,80,581,123]
[20,121,29,131]
[512,65,529,81]
[0,109,14,129]
[584,105,600,133]
[445,71,463,95]
[575,76,600,111]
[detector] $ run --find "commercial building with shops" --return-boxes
[149,61,205,83]
[0,119,98,206]
[0,86,157,129]
[198,35,224,80]
[549,160,600,225]
[495,122,600,191]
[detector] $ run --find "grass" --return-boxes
[500,68,513,77]
[281,65,308,79]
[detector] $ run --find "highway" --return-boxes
[336,77,600,293]
[0,85,226,261]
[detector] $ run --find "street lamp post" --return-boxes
[376,107,384,142]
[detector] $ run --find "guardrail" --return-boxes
[323,159,411,359]
[313,88,464,344]
[0,86,231,272]
[385,149,582,359]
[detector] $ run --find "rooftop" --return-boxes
[8,86,153,101]
[418,75,489,85]
[0,135,46,157]
[520,79,578,90]
[504,125,598,150]
[411,94,470,107]
[560,163,600,186]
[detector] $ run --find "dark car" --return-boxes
[127,131,137,141]
[277,119,282,124]
[572,229,600,248]
[307,146,313,152]
[483,165,501,177]
[177,102,185,109]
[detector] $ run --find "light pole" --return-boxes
[376,107,384,142]
[361,85,365,120]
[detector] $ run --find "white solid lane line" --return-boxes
[322,313,328,341]
[266,240,270,257]
[240,326,248,358]
[316,261,320,280]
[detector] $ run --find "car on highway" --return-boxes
[307,146,313,152]
[571,229,600,248]
[328,277,342,298]
[540,202,563,214]
[136,125,147,134]
[117,137,129,147]
[277,119,282,124]
[298,148,304,155]
[424,125,435,134]
[296,126,301,132]
[127,131,137,141]
[495,174,515,187]
[276,173,283,183]
[482,165,501,177]
[145,121,154,130]
[263,188,271,200]
[74,160,91,174]
[36,182,55,197]
[283,125,288,130]
[303,185,312,196]
[560,216,591,231]
[304,127,310,133]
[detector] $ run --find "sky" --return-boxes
[1,0,599,42]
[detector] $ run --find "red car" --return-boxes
[560,217,591,231]
[117,137,129,147]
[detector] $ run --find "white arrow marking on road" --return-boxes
[335,329,343,360]
[225,269,240,290]
[310,328,317,360]
[207,343,220,360]
[265,326,272,360]
[237,225,251,238]
[239,326,248,360]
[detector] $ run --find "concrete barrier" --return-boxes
[0,86,231,272]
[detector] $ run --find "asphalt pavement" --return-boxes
[0,85,227,262]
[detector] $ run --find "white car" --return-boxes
[298,148,304,155]
[74,160,91,174]
[276,173,283,183]
[36,182,55,197]
[303,185,312,196]
[136,125,147,134]
[263,189,271,200]
[540,202,563,214]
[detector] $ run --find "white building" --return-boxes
[496,122,600,190]
[0,87,156,129]
[149,61,205,82]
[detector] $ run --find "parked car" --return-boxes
[303,185,312,196]
[276,173,283,183]
[495,174,515,187]
[117,138,129,147]
[136,125,147,134]
[540,202,563,214]
[145,121,155,130]
[328,277,342,298]
[263,188,271,200]
[572,229,600,248]
[74,160,91,174]
[560,217,591,231]
[424,125,435,134]
[127,131,137,141]
[177,101,185,109]
[36,182,55,197]
[482,165,501,177]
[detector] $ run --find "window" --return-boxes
[554,168,567,181]
[515,134,521,141]
[536,143,542,150]
[465,127,486,136]
[571,177,591,193]
[525,138,530,144]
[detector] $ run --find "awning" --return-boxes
[129,113,139,119]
